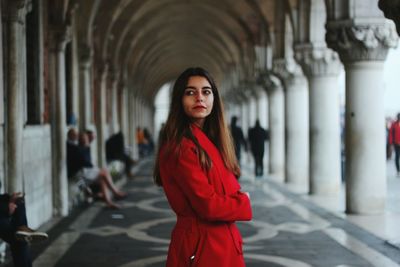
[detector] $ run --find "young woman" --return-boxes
[154,67,252,266]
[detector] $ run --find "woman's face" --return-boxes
[182,76,214,128]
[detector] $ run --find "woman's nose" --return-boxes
[195,93,204,102]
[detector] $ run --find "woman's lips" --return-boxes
[193,105,206,109]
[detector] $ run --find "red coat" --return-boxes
[159,125,252,267]
[389,121,400,145]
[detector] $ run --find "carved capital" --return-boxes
[79,44,93,69]
[326,22,398,63]
[272,59,305,89]
[256,71,282,94]
[4,0,28,24]
[118,80,126,91]
[108,67,120,86]
[295,45,342,77]
[272,59,303,80]
[49,25,72,52]
[98,63,109,81]
[379,0,400,35]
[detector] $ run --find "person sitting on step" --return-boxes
[0,190,48,267]
[66,129,127,209]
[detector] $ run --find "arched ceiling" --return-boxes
[74,0,283,102]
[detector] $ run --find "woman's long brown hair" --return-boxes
[153,67,240,186]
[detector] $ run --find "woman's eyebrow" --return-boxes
[185,86,212,89]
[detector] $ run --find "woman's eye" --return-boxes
[184,90,194,96]
[203,90,212,95]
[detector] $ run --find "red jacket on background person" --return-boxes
[159,125,252,267]
[389,120,400,145]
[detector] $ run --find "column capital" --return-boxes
[272,58,303,80]
[234,88,249,103]
[326,21,398,63]
[272,58,306,89]
[79,44,93,69]
[108,67,120,86]
[4,0,29,24]
[97,63,109,81]
[118,80,126,91]
[49,24,71,52]
[256,72,282,94]
[295,45,342,77]
[379,0,400,35]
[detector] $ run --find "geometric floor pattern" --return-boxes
[24,159,400,267]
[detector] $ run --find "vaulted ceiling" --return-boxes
[70,0,281,101]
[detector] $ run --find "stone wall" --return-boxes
[23,125,53,228]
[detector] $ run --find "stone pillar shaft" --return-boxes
[110,76,119,134]
[309,75,341,194]
[345,61,386,213]
[119,85,128,139]
[69,28,79,122]
[78,45,92,129]
[49,26,70,216]
[96,65,108,167]
[285,76,309,192]
[268,86,285,182]
[6,1,26,192]
[130,95,138,160]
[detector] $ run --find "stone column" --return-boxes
[109,71,120,134]
[69,15,79,124]
[273,59,310,192]
[96,64,108,167]
[248,96,257,128]
[49,25,71,216]
[327,22,398,214]
[241,101,249,136]
[256,89,268,129]
[119,81,128,139]
[260,74,285,182]
[5,0,27,192]
[78,45,92,130]
[131,95,138,160]
[296,46,342,195]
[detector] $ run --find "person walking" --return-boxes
[154,67,252,267]
[230,116,247,163]
[248,120,268,177]
[389,113,400,176]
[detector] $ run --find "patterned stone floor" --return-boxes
[21,158,400,266]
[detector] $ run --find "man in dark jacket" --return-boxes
[105,131,136,177]
[248,120,269,177]
[230,116,247,163]
[0,190,48,267]
[66,128,83,178]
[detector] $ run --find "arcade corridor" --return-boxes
[1,0,400,266]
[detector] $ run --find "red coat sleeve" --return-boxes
[389,124,394,145]
[169,143,252,222]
